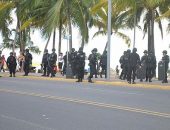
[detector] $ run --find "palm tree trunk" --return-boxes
[44,34,51,52]
[58,15,62,55]
[148,9,155,55]
[65,0,72,52]
[53,29,56,49]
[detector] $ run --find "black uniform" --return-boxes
[62,52,69,76]
[119,52,126,79]
[70,48,77,76]
[24,49,32,76]
[7,53,17,77]
[122,51,131,80]
[146,52,156,82]
[75,48,85,82]
[162,50,169,83]
[127,48,140,84]
[88,49,98,83]
[42,50,50,76]
[48,49,57,77]
[99,51,107,78]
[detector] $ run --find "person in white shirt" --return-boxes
[58,53,63,74]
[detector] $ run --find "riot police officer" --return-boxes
[7,52,17,77]
[119,51,126,79]
[162,50,169,83]
[140,50,148,82]
[0,50,2,77]
[75,47,86,82]
[70,48,77,77]
[24,49,32,76]
[146,51,156,82]
[99,51,107,78]
[88,48,98,83]
[48,48,57,77]
[127,48,140,84]
[42,49,50,76]
[122,49,131,80]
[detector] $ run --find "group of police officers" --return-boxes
[0,47,169,84]
[119,48,169,84]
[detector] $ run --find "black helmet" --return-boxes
[123,51,126,54]
[79,47,83,52]
[44,49,48,52]
[127,49,131,53]
[10,52,13,55]
[143,50,148,53]
[93,48,98,52]
[25,49,29,52]
[71,48,75,52]
[133,48,137,52]
[52,48,56,51]
[163,50,167,54]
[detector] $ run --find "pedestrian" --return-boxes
[0,50,2,77]
[116,65,119,76]
[1,55,6,72]
[88,48,98,83]
[24,49,32,76]
[58,52,63,74]
[70,48,77,77]
[161,50,169,83]
[17,51,25,72]
[99,51,107,78]
[146,51,156,82]
[47,48,57,77]
[140,50,148,82]
[75,47,86,82]
[119,51,126,79]
[7,52,17,77]
[127,48,140,84]
[42,49,50,76]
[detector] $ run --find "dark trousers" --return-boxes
[163,65,168,81]
[77,65,84,81]
[146,67,154,81]
[127,66,137,82]
[47,64,55,77]
[24,63,30,75]
[43,64,48,75]
[88,64,96,79]
[9,65,16,75]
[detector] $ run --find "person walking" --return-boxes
[127,48,140,84]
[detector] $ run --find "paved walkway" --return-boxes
[1,72,170,90]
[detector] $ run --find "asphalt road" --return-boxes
[0,77,170,130]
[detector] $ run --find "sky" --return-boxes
[0,16,170,70]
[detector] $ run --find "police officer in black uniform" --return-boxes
[146,51,156,82]
[88,48,98,83]
[122,49,131,80]
[70,48,77,77]
[48,48,57,77]
[127,48,140,84]
[75,47,86,82]
[140,50,148,82]
[162,50,169,83]
[119,51,126,79]
[99,51,107,78]
[42,49,50,76]
[7,52,17,77]
[24,49,32,76]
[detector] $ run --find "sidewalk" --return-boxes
[1,72,170,90]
